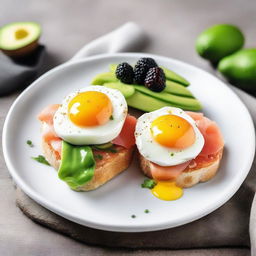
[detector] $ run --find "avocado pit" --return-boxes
[15,28,29,40]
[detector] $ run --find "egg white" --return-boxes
[135,107,205,166]
[53,86,127,145]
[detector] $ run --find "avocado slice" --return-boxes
[102,80,194,98]
[91,72,118,85]
[103,82,135,98]
[160,66,190,87]
[0,22,41,57]
[109,64,118,73]
[93,142,113,150]
[133,85,202,111]
[165,80,194,98]
[126,91,175,112]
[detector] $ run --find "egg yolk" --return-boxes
[150,114,195,149]
[68,91,113,127]
[151,181,183,201]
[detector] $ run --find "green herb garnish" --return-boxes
[32,155,50,166]
[92,145,117,153]
[27,140,33,147]
[170,152,174,156]
[131,215,136,218]
[95,154,103,160]
[108,148,118,153]
[141,179,157,189]
[110,115,114,120]
[144,209,150,214]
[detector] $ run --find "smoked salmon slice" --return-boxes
[38,104,62,156]
[38,104,60,125]
[41,123,59,141]
[38,104,136,156]
[148,111,224,181]
[150,161,191,181]
[187,112,224,156]
[50,140,62,156]
[112,115,137,149]
[186,111,204,121]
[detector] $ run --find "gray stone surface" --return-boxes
[1,0,256,255]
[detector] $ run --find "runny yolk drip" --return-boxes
[150,114,195,149]
[151,181,183,201]
[68,91,113,127]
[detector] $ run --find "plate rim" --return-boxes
[2,52,255,232]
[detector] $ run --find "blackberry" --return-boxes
[133,57,158,84]
[144,67,166,92]
[115,62,134,84]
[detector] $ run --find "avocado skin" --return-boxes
[218,49,256,91]
[2,40,39,57]
[196,24,244,63]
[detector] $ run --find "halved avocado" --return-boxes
[0,22,41,57]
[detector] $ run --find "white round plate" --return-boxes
[2,53,255,232]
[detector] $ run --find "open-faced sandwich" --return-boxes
[136,107,224,200]
[35,57,224,202]
[38,86,136,191]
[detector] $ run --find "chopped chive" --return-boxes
[144,209,150,214]
[109,148,118,153]
[27,140,33,147]
[32,155,50,166]
[131,215,136,218]
[95,154,103,160]
[170,152,174,156]
[110,115,114,120]
[141,179,157,189]
[92,146,117,153]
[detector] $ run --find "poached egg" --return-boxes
[54,86,127,145]
[136,107,205,201]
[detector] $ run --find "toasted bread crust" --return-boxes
[139,148,223,188]
[42,138,134,191]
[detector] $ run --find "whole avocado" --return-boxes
[218,49,256,91]
[196,24,244,63]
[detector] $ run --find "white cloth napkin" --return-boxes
[71,22,147,61]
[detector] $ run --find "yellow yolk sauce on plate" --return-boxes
[151,181,183,201]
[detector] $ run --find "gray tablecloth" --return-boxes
[0,46,46,96]
[1,0,256,255]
